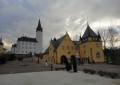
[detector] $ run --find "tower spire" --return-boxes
[36,19,43,32]
[38,19,41,27]
[82,23,97,39]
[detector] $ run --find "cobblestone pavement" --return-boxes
[0,59,52,74]
[0,59,120,75]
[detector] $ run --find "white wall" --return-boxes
[16,41,37,55]
[36,31,43,54]
[11,47,15,54]
[11,23,43,55]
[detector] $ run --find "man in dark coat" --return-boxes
[64,57,71,71]
[61,55,71,71]
[71,55,77,72]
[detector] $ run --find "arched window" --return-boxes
[96,52,100,58]
[90,48,92,57]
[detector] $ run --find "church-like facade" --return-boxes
[11,19,43,55]
[43,24,104,64]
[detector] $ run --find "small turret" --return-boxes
[82,24,97,39]
[79,35,82,41]
[53,37,57,41]
[36,19,43,53]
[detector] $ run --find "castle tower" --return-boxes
[79,24,104,63]
[36,19,43,54]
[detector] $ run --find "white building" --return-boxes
[11,19,43,55]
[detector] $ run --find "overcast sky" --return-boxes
[0,0,120,51]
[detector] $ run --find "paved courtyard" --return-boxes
[0,71,120,85]
[0,59,120,75]
[0,59,51,74]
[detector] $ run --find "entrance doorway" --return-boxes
[60,55,68,64]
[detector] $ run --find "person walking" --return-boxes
[71,55,78,72]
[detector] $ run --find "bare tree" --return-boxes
[99,27,120,64]
[98,29,109,49]
[99,27,120,49]
[107,27,119,49]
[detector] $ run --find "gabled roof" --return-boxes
[44,35,65,53]
[51,35,65,49]
[82,24,97,38]
[18,36,37,42]
[36,19,43,32]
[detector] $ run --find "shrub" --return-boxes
[83,69,96,74]
[110,73,119,79]
[98,71,104,76]
[83,69,89,73]
[8,54,16,61]
[89,70,96,74]
[97,71,119,79]
[103,72,111,76]
[0,57,7,64]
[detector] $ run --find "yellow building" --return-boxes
[44,32,78,64]
[44,24,104,64]
[79,25,104,63]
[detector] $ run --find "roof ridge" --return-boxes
[51,34,66,49]
[18,36,37,42]
[82,24,97,38]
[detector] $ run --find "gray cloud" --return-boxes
[0,0,120,51]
